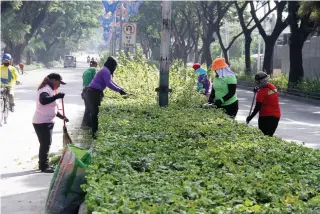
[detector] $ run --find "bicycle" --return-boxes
[0,86,10,127]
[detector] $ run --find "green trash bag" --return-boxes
[45,145,91,214]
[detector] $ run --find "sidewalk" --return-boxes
[1,63,87,213]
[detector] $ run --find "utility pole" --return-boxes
[119,1,123,53]
[157,1,172,107]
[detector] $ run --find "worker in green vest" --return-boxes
[208,58,239,118]
[81,60,98,129]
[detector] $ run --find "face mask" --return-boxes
[256,79,267,88]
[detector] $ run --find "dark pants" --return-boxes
[258,116,280,137]
[220,100,239,118]
[33,123,54,170]
[81,87,91,127]
[87,87,104,138]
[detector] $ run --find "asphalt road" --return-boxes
[235,88,320,148]
[1,57,319,213]
[0,55,90,214]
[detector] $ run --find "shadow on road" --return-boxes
[1,170,40,179]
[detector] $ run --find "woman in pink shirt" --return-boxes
[32,73,68,173]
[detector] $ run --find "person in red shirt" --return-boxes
[18,62,24,74]
[246,72,281,136]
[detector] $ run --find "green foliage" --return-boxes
[1,7,31,45]
[24,63,44,71]
[83,57,320,213]
[237,73,320,94]
[299,2,320,24]
[229,57,245,73]
[36,1,102,63]
[2,1,102,64]
[46,60,61,68]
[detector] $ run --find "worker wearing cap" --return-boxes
[32,73,69,173]
[81,60,98,129]
[208,58,239,118]
[192,63,211,98]
[246,72,281,137]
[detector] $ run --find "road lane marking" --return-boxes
[283,118,320,127]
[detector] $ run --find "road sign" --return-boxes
[121,23,137,48]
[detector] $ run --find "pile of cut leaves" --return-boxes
[83,52,320,213]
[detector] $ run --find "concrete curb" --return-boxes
[238,84,320,106]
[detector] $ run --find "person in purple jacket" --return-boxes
[87,56,127,138]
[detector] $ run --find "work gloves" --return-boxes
[253,86,259,93]
[64,117,69,123]
[119,90,127,95]
[55,92,65,99]
[214,99,223,107]
[202,99,223,108]
[246,116,252,124]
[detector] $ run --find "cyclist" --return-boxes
[18,62,24,74]
[1,54,20,112]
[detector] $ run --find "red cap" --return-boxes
[192,63,201,70]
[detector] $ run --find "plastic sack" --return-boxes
[78,202,86,214]
[45,145,91,214]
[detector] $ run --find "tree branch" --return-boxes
[249,1,267,39]
[226,31,244,50]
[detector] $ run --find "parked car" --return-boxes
[64,55,76,68]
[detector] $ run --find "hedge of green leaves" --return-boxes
[83,52,320,213]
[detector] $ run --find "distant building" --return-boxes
[273,29,320,80]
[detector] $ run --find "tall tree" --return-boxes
[287,2,315,85]
[215,2,240,65]
[133,1,162,60]
[200,1,217,66]
[35,1,101,64]
[1,1,51,63]
[250,1,289,75]
[234,1,276,74]
[171,2,200,63]
[300,1,320,24]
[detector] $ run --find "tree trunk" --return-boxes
[26,50,32,65]
[194,42,199,62]
[262,38,275,75]
[11,44,25,64]
[201,37,212,66]
[288,34,304,86]
[151,46,160,61]
[244,35,252,75]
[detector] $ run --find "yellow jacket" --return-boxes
[0,65,19,87]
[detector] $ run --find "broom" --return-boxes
[61,98,73,147]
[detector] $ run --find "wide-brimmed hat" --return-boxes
[211,58,229,71]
